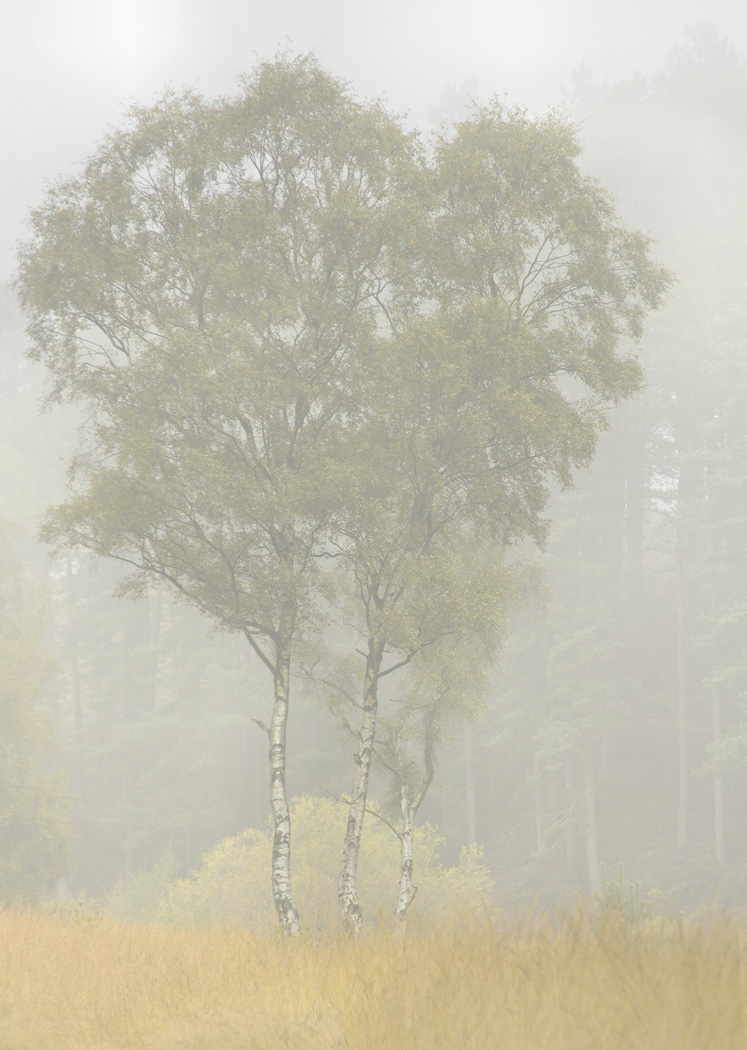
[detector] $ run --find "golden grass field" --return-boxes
[1,908,746,1049]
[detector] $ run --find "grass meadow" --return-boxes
[1,908,746,1049]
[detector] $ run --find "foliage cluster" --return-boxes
[108,796,493,929]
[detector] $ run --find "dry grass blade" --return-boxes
[0,908,745,1049]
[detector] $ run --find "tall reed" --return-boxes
[1,908,745,1048]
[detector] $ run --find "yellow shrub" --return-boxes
[157,795,493,930]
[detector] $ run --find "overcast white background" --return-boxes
[2,0,746,280]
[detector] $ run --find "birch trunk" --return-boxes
[395,788,415,941]
[339,634,385,933]
[394,730,434,940]
[268,615,300,936]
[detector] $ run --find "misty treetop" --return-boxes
[15,52,668,933]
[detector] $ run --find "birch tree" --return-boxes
[331,100,670,931]
[328,522,510,932]
[16,54,421,934]
[17,57,668,932]
[380,620,499,936]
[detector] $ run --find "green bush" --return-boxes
[157,795,494,930]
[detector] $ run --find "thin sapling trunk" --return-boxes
[394,718,434,940]
[251,600,301,937]
[338,634,385,934]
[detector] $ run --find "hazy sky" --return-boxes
[2,0,746,279]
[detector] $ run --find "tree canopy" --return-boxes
[16,52,668,932]
[324,94,669,929]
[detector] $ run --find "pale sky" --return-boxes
[2,0,746,279]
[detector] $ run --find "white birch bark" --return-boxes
[395,788,415,942]
[268,637,300,936]
[394,725,434,940]
[339,635,385,934]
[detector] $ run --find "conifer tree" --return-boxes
[0,532,69,902]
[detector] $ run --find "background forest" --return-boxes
[2,29,747,921]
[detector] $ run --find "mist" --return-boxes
[2,3,747,1046]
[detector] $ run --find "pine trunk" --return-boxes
[464,721,477,847]
[674,451,701,851]
[534,778,545,854]
[626,400,647,739]
[676,530,689,850]
[65,552,84,821]
[583,744,602,896]
[713,692,726,868]
[565,754,577,875]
